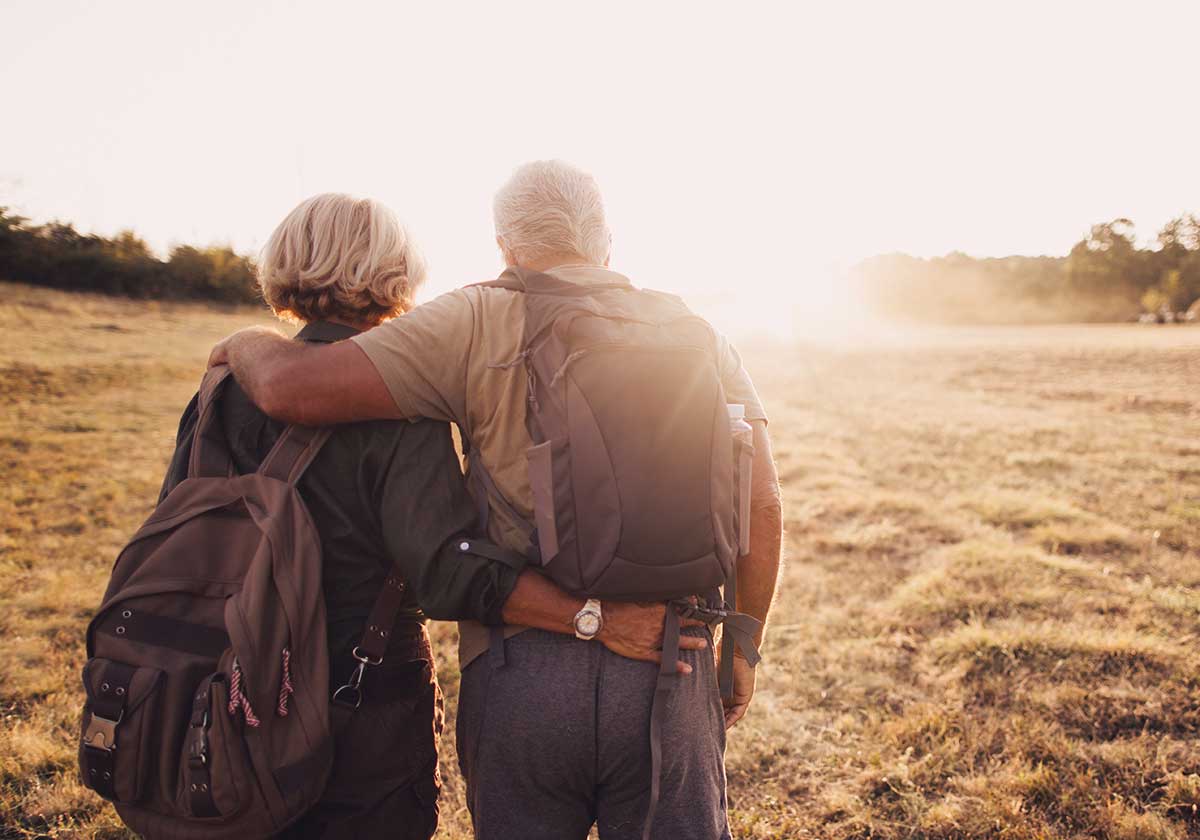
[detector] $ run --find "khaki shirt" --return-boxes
[353,265,768,666]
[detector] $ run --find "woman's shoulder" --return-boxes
[324,415,457,464]
[335,416,454,450]
[317,417,460,497]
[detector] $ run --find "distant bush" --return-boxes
[853,215,1200,324]
[0,207,259,304]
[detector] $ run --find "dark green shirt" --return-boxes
[158,321,519,660]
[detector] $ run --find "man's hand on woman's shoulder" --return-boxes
[208,325,285,369]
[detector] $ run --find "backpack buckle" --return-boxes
[670,598,727,625]
[82,711,122,752]
[187,704,210,767]
[188,728,210,771]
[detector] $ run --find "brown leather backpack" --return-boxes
[79,366,409,839]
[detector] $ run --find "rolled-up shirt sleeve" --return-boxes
[715,333,768,424]
[376,419,519,625]
[714,333,780,508]
[350,289,475,424]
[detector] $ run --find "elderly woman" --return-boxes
[157,194,515,839]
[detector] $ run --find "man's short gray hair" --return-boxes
[493,160,611,266]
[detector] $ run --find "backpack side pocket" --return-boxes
[79,659,165,803]
[527,438,573,566]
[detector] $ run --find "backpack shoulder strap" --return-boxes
[257,425,332,484]
[190,366,332,484]
[188,365,235,478]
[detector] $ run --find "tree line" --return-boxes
[853,216,1200,324]
[0,207,258,304]
[5,204,1200,323]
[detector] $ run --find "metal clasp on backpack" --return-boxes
[332,646,383,710]
[188,705,210,761]
[83,711,122,752]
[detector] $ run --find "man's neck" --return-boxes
[513,253,598,273]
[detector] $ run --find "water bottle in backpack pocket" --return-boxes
[728,403,754,556]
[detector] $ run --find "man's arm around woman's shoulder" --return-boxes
[209,326,398,425]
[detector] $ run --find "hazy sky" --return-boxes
[3,1,1199,334]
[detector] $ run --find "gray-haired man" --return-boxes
[210,160,783,839]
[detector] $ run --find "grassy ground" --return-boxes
[2,282,1199,839]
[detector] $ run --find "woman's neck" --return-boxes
[318,316,375,332]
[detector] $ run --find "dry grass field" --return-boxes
[2,282,1199,839]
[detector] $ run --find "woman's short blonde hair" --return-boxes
[258,193,427,325]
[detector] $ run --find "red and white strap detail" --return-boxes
[227,658,261,727]
[277,648,294,717]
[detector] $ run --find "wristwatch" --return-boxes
[573,598,603,641]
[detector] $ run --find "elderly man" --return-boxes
[210,161,783,840]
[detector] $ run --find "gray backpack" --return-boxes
[469,268,762,838]
[79,366,412,839]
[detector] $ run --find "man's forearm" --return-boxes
[210,325,399,425]
[500,570,707,673]
[500,570,585,634]
[738,500,783,647]
[738,421,784,646]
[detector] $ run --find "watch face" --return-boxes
[575,611,601,637]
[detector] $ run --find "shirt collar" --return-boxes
[542,264,634,287]
[295,321,364,343]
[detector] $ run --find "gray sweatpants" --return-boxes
[456,626,730,840]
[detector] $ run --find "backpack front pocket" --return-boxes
[178,672,256,820]
[79,658,165,803]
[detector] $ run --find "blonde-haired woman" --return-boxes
[156,194,513,839]
[258,192,425,327]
